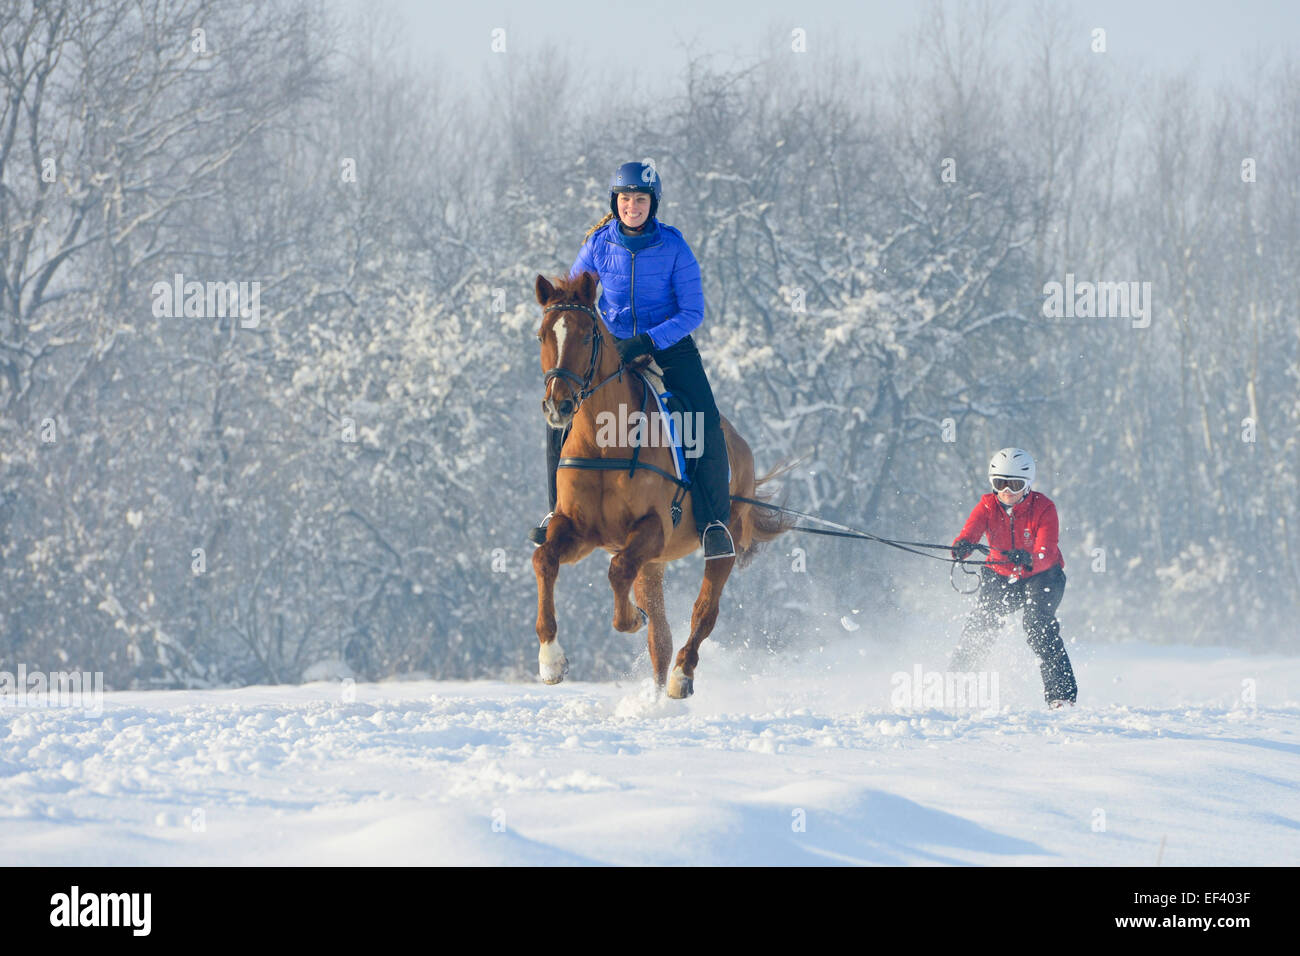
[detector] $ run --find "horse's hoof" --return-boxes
[666,665,693,699]
[613,604,648,634]
[539,641,568,684]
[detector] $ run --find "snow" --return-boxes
[1,641,1296,866]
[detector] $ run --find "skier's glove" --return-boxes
[614,333,654,364]
[951,539,977,560]
[1005,548,1032,570]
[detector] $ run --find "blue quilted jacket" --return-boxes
[568,218,706,351]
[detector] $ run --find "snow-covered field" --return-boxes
[2,639,1297,866]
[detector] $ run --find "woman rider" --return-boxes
[529,161,735,559]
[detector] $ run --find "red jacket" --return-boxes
[954,491,1064,579]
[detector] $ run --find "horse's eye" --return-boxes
[536,332,544,343]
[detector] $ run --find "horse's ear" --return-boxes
[576,270,596,303]
[535,274,555,305]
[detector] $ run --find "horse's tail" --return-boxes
[734,459,800,569]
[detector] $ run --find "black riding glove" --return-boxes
[614,333,654,364]
[1005,548,1032,570]
[951,539,977,560]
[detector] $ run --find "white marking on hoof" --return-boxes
[666,664,693,699]
[539,641,568,684]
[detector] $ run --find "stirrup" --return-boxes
[528,511,555,546]
[701,520,735,560]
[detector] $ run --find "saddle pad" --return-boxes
[634,362,729,485]
[634,364,688,482]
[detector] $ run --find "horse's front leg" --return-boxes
[633,563,672,689]
[667,550,736,699]
[609,513,665,633]
[533,513,583,683]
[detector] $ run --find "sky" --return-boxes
[365,0,1297,92]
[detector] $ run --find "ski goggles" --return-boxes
[990,476,1028,494]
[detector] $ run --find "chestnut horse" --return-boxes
[531,272,788,698]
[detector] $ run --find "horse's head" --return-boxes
[534,271,603,429]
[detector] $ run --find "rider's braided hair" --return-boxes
[583,211,615,243]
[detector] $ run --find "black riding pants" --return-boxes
[949,564,1078,703]
[543,335,730,533]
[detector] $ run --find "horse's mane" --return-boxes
[548,273,594,300]
[547,274,602,318]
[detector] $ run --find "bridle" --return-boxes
[540,301,626,415]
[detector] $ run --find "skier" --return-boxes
[949,448,1078,707]
[529,161,735,559]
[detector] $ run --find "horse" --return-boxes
[531,271,789,698]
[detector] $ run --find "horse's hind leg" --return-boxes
[533,513,584,683]
[609,514,664,633]
[667,552,736,699]
[633,563,672,689]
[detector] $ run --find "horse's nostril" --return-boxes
[558,400,573,415]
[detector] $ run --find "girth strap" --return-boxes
[557,456,690,490]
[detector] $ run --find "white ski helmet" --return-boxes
[988,447,1035,490]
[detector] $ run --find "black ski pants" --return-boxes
[950,564,1078,703]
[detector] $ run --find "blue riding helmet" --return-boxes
[610,161,661,219]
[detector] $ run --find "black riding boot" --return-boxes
[528,426,566,545]
[693,416,734,559]
[654,336,733,559]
